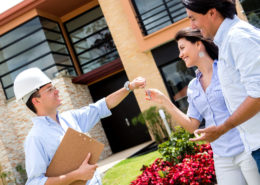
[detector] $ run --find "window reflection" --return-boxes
[65,6,119,74]
[0,16,75,99]
[161,59,195,112]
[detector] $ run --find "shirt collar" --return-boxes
[32,111,60,126]
[195,60,218,80]
[214,15,240,47]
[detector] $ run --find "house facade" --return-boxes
[0,0,247,182]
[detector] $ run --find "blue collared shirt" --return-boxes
[214,15,260,152]
[24,98,112,185]
[187,60,244,157]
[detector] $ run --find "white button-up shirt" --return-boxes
[214,15,260,152]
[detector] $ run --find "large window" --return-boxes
[65,6,119,74]
[0,17,76,99]
[152,41,195,113]
[160,59,195,112]
[132,0,187,35]
[240,0,260,28]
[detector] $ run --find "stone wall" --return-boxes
[0,75,112,183]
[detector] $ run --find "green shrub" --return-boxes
[158,126,196,164]
[132,106,174,144]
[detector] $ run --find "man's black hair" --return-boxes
[182,0,237,19]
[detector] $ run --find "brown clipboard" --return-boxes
[46,128,105,185]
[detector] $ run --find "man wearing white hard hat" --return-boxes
[13,67,146,185]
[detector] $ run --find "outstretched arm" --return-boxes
[105,77,146,109]
[190,96,260,142]
[145,89,200,133]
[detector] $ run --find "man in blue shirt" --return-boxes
[181,0,260,172]
[13,68,146,185]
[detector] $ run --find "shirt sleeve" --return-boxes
[71,98,112,133]
[186,85,203,122]
[230,30,260,98]
[24,135,48,185]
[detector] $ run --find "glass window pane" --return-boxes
[39,17,60,32]
[48,42,69,54]
[141,3,165,20]
[0,29,46,62]
[45,65,76,78]
[44,29,65,43]
[5,86,14,100]
[52,54,73,66]
[0,16,76,99]
[1,54,56,88]
[147,21,171,34]
[78,47,117,65]
[0,17,41,48]
[66,7,103,32]
[69,17,107,43]
[74,29,111,54]
[0,42,51,76]
[161,59,195,112]
[133,0,163,14]
[132,0,186,35]
[143,11,169,27]
[81,51,119,73]
[145,15,171,33]
[1,53,74,89]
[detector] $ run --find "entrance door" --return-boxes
[88,71,151,153]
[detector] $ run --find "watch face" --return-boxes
[124,81,130,91]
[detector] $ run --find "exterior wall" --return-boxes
[98,0,249,113]
[98,0,170,112]
[0,74,112,182]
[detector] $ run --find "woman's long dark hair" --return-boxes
[175,28,218,60]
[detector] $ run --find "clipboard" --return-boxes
[46,128,105,185]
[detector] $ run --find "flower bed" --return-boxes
[131,144,216,185]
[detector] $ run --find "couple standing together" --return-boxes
[14,0,260,185]
[147,0,260,184]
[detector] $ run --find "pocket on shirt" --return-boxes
[209,89,227,109]
[190,91,207,115]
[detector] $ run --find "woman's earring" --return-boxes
[199,51,205,58]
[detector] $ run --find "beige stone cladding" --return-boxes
[0,75,112,182]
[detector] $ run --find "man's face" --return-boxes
[37,83,61,111]
[186,8,216,39]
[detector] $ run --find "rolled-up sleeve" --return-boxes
[230,32,260,98]
[25,136,48,185]
[71,98,112,132]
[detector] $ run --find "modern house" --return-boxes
[0,0,248,182]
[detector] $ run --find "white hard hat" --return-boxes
[13,68,52,104]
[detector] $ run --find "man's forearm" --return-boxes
[219,96,260,134]
[105,88,130,109]
[45,170,79,185]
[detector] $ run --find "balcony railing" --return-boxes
[132,0,187,35]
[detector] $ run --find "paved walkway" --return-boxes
[97,140,154,174]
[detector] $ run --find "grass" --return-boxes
[102,151,161,185]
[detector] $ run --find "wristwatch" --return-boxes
[124,81,132,92]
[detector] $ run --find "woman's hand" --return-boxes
[145,88,168,104]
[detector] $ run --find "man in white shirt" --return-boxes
[13,68,146,185]
[181,0,260,172]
